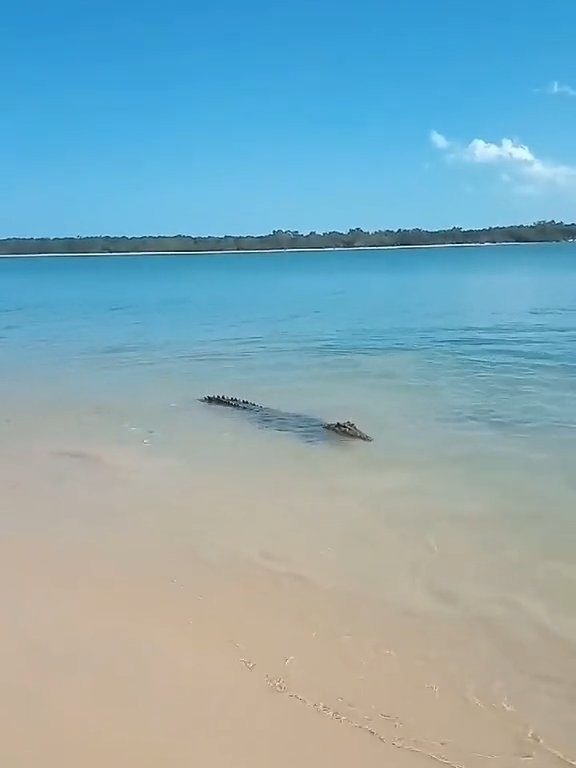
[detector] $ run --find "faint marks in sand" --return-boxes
[501,695,515,713]
[467,684,515,714]
[261,672,465,768]
[527,730,576,767]
[50,446,141,475]
[125,424,156,446]
[427,535,440,554]
[236,657,576,767]
[52,449,107,464]
[465,685,486,710]
[50,449,124,476]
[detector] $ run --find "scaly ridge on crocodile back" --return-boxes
[200,395,373,442]
[199,395,262,410]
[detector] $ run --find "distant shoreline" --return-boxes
[0,240,565,259]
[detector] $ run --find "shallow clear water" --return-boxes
[2,245,576,731]
[3,244,576,444]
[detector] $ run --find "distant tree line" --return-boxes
[1,221,575,256]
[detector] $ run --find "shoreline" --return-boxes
[0,240,565,258]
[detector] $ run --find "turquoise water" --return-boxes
[2,246,576,579]
[3,243,576,740]
[2,243,576,492]
[3,244,576,433]
[3,242,576,549]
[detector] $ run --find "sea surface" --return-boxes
[2,243,576,759]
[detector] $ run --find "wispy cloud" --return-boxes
[430,130,450,149]
[430,130,576,189]
[537,80,576,97]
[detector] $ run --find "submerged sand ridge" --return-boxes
[1,398,575,767]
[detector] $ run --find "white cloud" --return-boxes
[430,130,451,149]
[430,131,576,188]
[547,80,576,97]
[464,138,535,164]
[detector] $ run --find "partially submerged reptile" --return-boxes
[200,395,373,442]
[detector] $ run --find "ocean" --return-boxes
[1,243,576,765]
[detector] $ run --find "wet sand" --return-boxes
[2,534,566,768]
[2,403,575,768]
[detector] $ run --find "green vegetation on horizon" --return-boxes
[1,221,575,255]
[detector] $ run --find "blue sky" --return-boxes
[2,0,575,237]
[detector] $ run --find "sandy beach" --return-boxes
[1,398,575,768]
[2,530,558,768]
[0,240,542,258]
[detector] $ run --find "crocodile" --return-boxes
[200,395,373,443]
